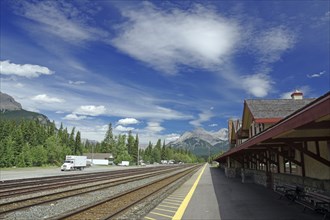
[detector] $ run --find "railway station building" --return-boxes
[214,91,330,193]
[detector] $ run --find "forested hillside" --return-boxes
[0,120,203,168]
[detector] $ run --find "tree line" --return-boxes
[86,123,205,165]
[0,120,203,168]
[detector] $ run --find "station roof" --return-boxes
[215,91,330,163]
[245,99,315,119]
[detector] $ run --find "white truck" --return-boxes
[118,161,130,166]
[61,155,87,171]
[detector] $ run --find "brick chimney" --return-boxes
[291,90,303,100]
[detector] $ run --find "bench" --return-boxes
[274,184,303,202]
[296,191,330,220]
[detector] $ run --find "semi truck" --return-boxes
[61,155,87,171]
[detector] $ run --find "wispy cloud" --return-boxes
[32,94,64,103]
[69,80,86,85]
[190,108,214,127]
[1,60,53,78]
[252,26,296,64]
[14,1,108,45]
[307,71,326,78]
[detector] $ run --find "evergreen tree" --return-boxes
[127,130,134,156]
[74,131,82,155]
[69,127,75,154]
[103,123,114,153]
[132,133,139,164]
[152,147,161,163]
[161,140,166,160]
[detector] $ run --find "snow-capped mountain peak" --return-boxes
[171,128,228,145]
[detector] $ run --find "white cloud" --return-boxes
[0,60,53,78]
[63,113,87,121]
[146,122,164,133]
[253,26,296,63]
[190,109,214,127]
[74,105,106,116]
[115,125,135,132]
[112,3,241,74]
[32,94,64,103]
[241,74,273,97]
[307,71,326,78]
[209,123,218,127]
[117,118,140,125]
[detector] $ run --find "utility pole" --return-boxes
[91,144,94,166]
[137,145,139,166]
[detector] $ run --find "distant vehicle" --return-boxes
[118,161,129,166]
[61,155,87,171]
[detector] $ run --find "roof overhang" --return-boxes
[215,92,330,162]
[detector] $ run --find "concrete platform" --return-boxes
[144,164,324,220]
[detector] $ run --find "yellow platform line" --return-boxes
[156,208,176,213]
[144,217,156,220]
[172,163,207,220]
[159,204,178,209]
[150,212,173,218]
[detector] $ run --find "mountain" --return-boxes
[167,128,229,158]
[0,92,22,111]
[0,92,50,125]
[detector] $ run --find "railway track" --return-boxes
[50,165,201,220]
[0,165,198,219]
[0,166,181,198]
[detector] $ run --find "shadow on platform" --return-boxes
[210,167,325,220]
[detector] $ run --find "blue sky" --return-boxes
[1,0,329,145]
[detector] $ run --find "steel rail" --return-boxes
[50,165,201,220]
[0,166,191,216]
